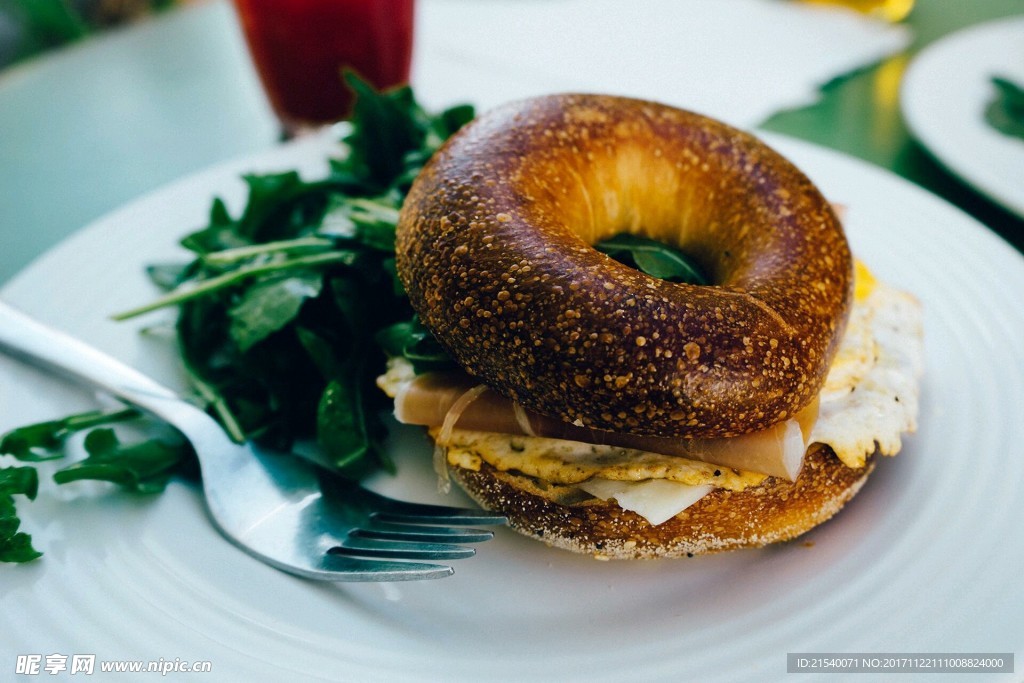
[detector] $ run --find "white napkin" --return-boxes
[412,0,911,128]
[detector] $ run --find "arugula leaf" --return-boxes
[0,466,41,563]
[0,466,38,502]
[146,262,195,291]
[1,407,139,461]
[333,73,475,193]
[200,237,334,267]
[180,198,251,255]
[316,379,367,468]
[595,233,709,285]
[183,173,332,254]
[112,251,355,321]
[316,378,391,478]
[434,104,476,139]
[340,74,431,189]
[52,428,192,493]
[376,318,458,374]
[0,528,41,563]
[319,193,402,252]
[229,271,324,352]
[985,75,1024,141]
[237,173,333,244]
[294,326,347,380]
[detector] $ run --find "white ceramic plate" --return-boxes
[901,16,1024,217]
[2,133,1022,682]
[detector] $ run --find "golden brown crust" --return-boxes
[450,445,873,559]
[397,94,853,438]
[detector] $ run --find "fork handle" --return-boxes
[0,299,180,407]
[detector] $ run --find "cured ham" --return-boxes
[394,372,815,480]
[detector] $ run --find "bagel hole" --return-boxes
[594,233,711,286]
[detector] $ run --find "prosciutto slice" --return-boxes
[394,372,815,480]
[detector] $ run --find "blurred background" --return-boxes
[0,0,1020,283]
[0,0,191,68]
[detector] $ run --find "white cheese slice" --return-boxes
[578,478,713,526]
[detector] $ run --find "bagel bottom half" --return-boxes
[449,445,875,560]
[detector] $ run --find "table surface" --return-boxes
[1,0,1022,285]
[762,0,1024,255]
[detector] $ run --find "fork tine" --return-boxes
[317,554,454,582]
[373,511,507,526]
[317,466,507,527]
[331,538,476,560]
[350,522,495,544]
[372,503,508,527]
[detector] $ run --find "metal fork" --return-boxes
[0,300,505,581]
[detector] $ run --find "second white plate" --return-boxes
[901,16,1024,217]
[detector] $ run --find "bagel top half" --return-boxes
[396,94,853,438]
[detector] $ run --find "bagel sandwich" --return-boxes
[380,94,924,559]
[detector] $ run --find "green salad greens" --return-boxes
[0,465,40,562]
[0,76,705,563]
[985,76,1024,141]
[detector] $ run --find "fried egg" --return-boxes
[810,261,924,468]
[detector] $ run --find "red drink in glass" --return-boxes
[233,0,415,135]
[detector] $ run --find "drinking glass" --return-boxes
[233,0,415,138]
